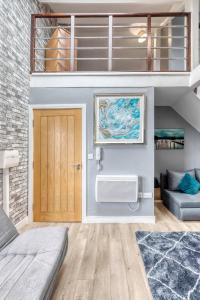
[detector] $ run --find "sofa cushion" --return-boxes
[0,226,68,300]
[0,207,18,251]
[167,169,195,191]
[178,173,200,195]
[195,169,200,183]
[164,189,200,208]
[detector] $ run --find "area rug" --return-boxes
[136,231,200,300]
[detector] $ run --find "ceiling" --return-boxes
[40,0,184,14]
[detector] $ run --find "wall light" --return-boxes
[138,30,147,43]
[129,24,147,44]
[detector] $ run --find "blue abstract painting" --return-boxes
[95,94,145,144]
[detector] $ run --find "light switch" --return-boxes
[88,153,94,160]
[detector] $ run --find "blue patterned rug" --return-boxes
[136,231,200,300]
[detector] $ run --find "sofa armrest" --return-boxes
[160,173,168,199]
[0,207,18,250]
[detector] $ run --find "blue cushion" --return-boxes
[167,169,195,191]
[178,173,200,195]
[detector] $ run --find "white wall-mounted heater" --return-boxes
[0,150,19,216]
[95,175,139,203]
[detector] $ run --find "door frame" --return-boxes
[28,104,87,223]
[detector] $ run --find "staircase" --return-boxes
[173,76,200,133]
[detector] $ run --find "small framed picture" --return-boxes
[155,129,184,150]
[95,94,145,144]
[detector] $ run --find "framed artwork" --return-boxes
[95,94,145,144]
[155,129,184,150]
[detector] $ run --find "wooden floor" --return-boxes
[22,203,200,300]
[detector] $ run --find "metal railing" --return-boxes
[30,12,191,73]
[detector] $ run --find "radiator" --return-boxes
[95,175,138,203]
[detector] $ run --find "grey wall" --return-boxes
[0,0,51,224]
[155,106,200,180]
[30,87,154,217]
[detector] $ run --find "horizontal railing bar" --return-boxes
[35,57,147,61]
[35,46,147,50]
[75,25,108,28]
[35,57,186,61]
[111,46,185,50]
[35,47,109,50]
[77,46,108,49]
[151,25,188,28]
[35,25,188,30]
[34,46,146,50]
[112,36,144,39]
[36,25,178,30]
[113,35,187,39]
[35,47,70,50]
[76,25,147,29]
[151,46,186,49]
[33,70,189,73]
[112,25,147,28]
[32,12,190,18]
[34,46,187,51]
[35,25,149,30]
[35,37,70,40]
[112,57,147,60]
[36,26,70,29]
[35,36,109,39]
[35,35,188,40]
[35,57,70,60]
[151,36,187,38]
[35,57,108,60]
[153,58,187,60]
[75,36,108,39]
[76,58,107,60]
[112,46,147,49]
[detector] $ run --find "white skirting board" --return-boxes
[15,216,29,230]
[83,216,155,224]
[15,216,155,226]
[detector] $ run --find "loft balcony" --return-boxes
[30,12,191,74]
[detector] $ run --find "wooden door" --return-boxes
[33,109,82,222]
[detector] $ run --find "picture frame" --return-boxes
[155,128,184,150]
[95,94,145,144]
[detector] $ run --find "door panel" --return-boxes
[33,109,82,222]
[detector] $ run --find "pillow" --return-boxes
[167,169,195,191]
[178,173,200,195]
[195,169,200,183]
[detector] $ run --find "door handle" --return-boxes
[71,163,81,170]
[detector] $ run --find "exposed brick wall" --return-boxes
[0,0,51,224]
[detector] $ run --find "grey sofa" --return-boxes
[0,207,68,300]
[160,169,200,220]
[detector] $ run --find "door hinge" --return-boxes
[32,120,34,127]
[33,161,34,169]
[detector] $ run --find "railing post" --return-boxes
[186,13,191,72]
[70,15,75,72]
[30,15,36,73]
[108,15,113,71]
[147,15,152,71]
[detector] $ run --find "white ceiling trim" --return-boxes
[39,0,183,4]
